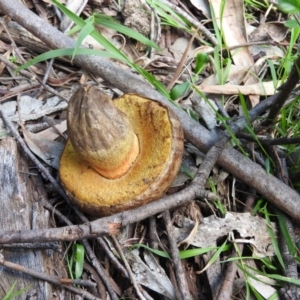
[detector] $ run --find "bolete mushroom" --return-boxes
[59,86,184,216]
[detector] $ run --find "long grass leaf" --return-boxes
[94,14,160,50]
[275,208,297,256]
[51,0,172,100]
[16,48,127,72]
[263,206,285,270]
[72,19,95,60]
[74,243,85,279]
[197,239,228,274]
[52,0,85,26]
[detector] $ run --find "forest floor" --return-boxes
[1,0,300,299]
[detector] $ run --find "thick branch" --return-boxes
[1,1,300,223]
[0,185,198,244]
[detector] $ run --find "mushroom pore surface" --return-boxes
[60,91,184,216]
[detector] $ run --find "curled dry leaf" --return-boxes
[249,22,288,43]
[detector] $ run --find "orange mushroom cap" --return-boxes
[59,86,184,216]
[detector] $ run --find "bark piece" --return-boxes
[0,137,72,299]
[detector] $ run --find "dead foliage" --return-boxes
[0,0,300,299]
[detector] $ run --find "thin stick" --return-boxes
[0,253,100,300]
[0,54,69,102]
[42,200,119,300]
[163,210,192,300]
[111,236,146,300]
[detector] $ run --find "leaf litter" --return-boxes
[0,0,299,299]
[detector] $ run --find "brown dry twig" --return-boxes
[163,210,192,300]
[45,196,152,299]
[0,54,69,103]
[111,236,148,300]
[237,133,300,146]
[42,199,120,300]
[1,0,299,225]
[0,253,100,300]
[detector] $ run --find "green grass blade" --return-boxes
[180,164,195,179]
[52,0,127,61]
[222,57,232,84]
[94,14,160,50]
[53,0,171,97]
[3,282,31,300]
[197,239,229,274]
[179,246,226,259]
[45,0,174,101]
[241,263,300,286]
[3,282,17,300]
[135,66,171,99]
[131,243,170,258]
[195,53,210,74]
[146,0,191,31]
[170,82,191,100]
[267,59,278,89]
[263,206,285,270]
[74,243,85,279]
[239,92,251,124]
[237,263,280,286]
[72,18,95,60]
[275,208,297,256]
[131,243,229,259]
[16,48,127,72]
[278,0,300,13]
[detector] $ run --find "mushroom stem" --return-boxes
[67,86,140,179]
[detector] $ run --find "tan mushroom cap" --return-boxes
[59,93,184,216]
[66,87,141,179]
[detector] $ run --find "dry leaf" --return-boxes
[37,120,67,141]
[190,0,210,18]
[128,249,176,299]
[9,95,68,123]
[174,212,275,257]
[197,80,282,96]
[210,0,259,105]
[23,128,64,169]
[169,37,196,60]
[60,0,88,32]
[249,22,288,43]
